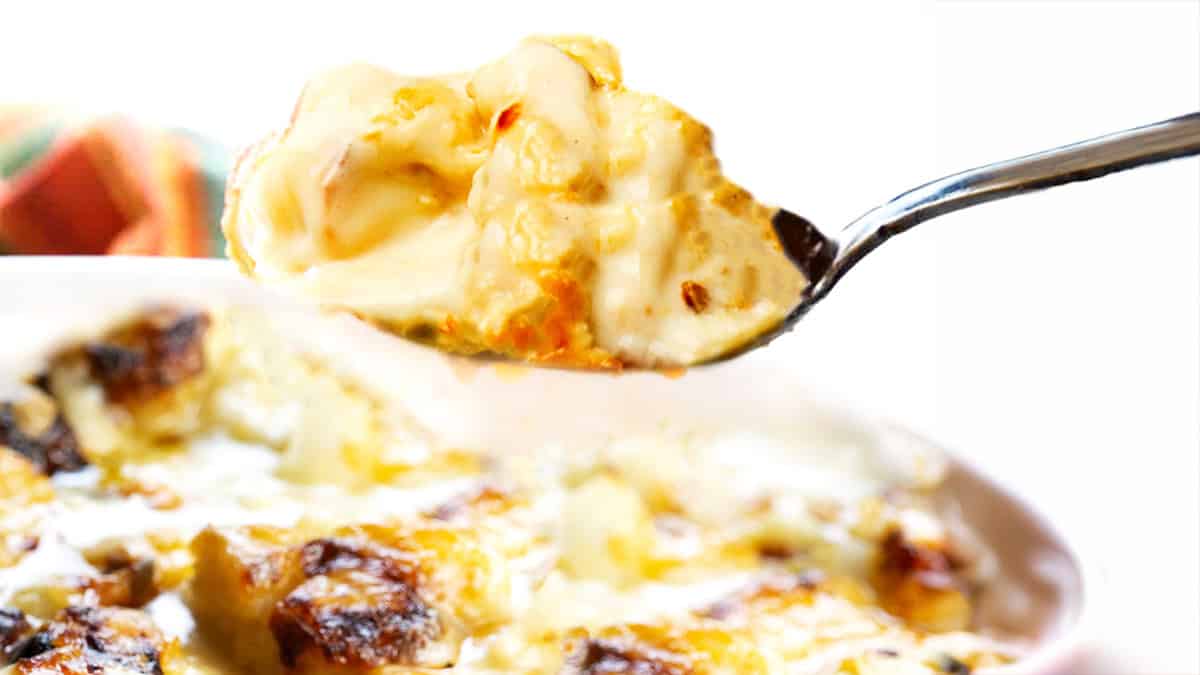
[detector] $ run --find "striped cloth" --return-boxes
[0,106,227,257]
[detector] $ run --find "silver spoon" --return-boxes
[750,111,1200,358]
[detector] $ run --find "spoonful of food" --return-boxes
[222,36,1200,370]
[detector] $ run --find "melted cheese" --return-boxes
[224,36,806,368]
[0,308,1019,674]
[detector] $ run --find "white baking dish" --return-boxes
[0,256,1097,674]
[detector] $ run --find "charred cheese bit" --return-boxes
[269,538,444,670]
[224,36,807,368]
[0,608,32,662]
[4,605,180,675]
[81,309,209,408]
[188,519,520,674]
[47,308,213,462]
[0,388,86,477]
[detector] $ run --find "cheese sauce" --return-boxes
[0,308,1018,674]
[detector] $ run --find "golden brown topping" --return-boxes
[187,527,306,675]
[80,543,160,608]
[270,576,436,668]
[753,540,800,562]
[680,281,710,314]
[82,309,209,406]
[294,538,417,580]
[426,484,511,521]
[0,448,55,507]
[188,525,502,674]
[0,397,86,476]
[191,525,302,595]
[564,635,692,675]
[700,571,825,621]
[871,529,971,632]
[876,530,958,589]
[7,605,175,675]
[269,538,440,668]
[481,268,622,370]
[108,477,183,511]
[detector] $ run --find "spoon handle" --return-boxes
[830,112,1200,286]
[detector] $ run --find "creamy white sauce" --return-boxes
[0,433,474,603]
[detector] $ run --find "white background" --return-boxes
[4,1,1198,673]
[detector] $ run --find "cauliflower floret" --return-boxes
[188,514,525,675]
[224,36,806,368]
[559,474,655,586]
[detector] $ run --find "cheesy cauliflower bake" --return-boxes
[0,306,1019,674]
[223,36,806,368]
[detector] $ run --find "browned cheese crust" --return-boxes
[5,606,177,675]
[81,309,210,407]
[871,529,971,633]
[0,397,85,476]
[563,634,693,674]
[269,538,441,669]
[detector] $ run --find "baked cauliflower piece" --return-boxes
[46,307,214,463]
[223,36,807,368]
[0,606,180,675]
[40,305,468,490]
[188,513,526,674]
[0,386,85,478]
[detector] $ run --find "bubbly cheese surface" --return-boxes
[223,36,806,368]
[0,306,1021,675]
